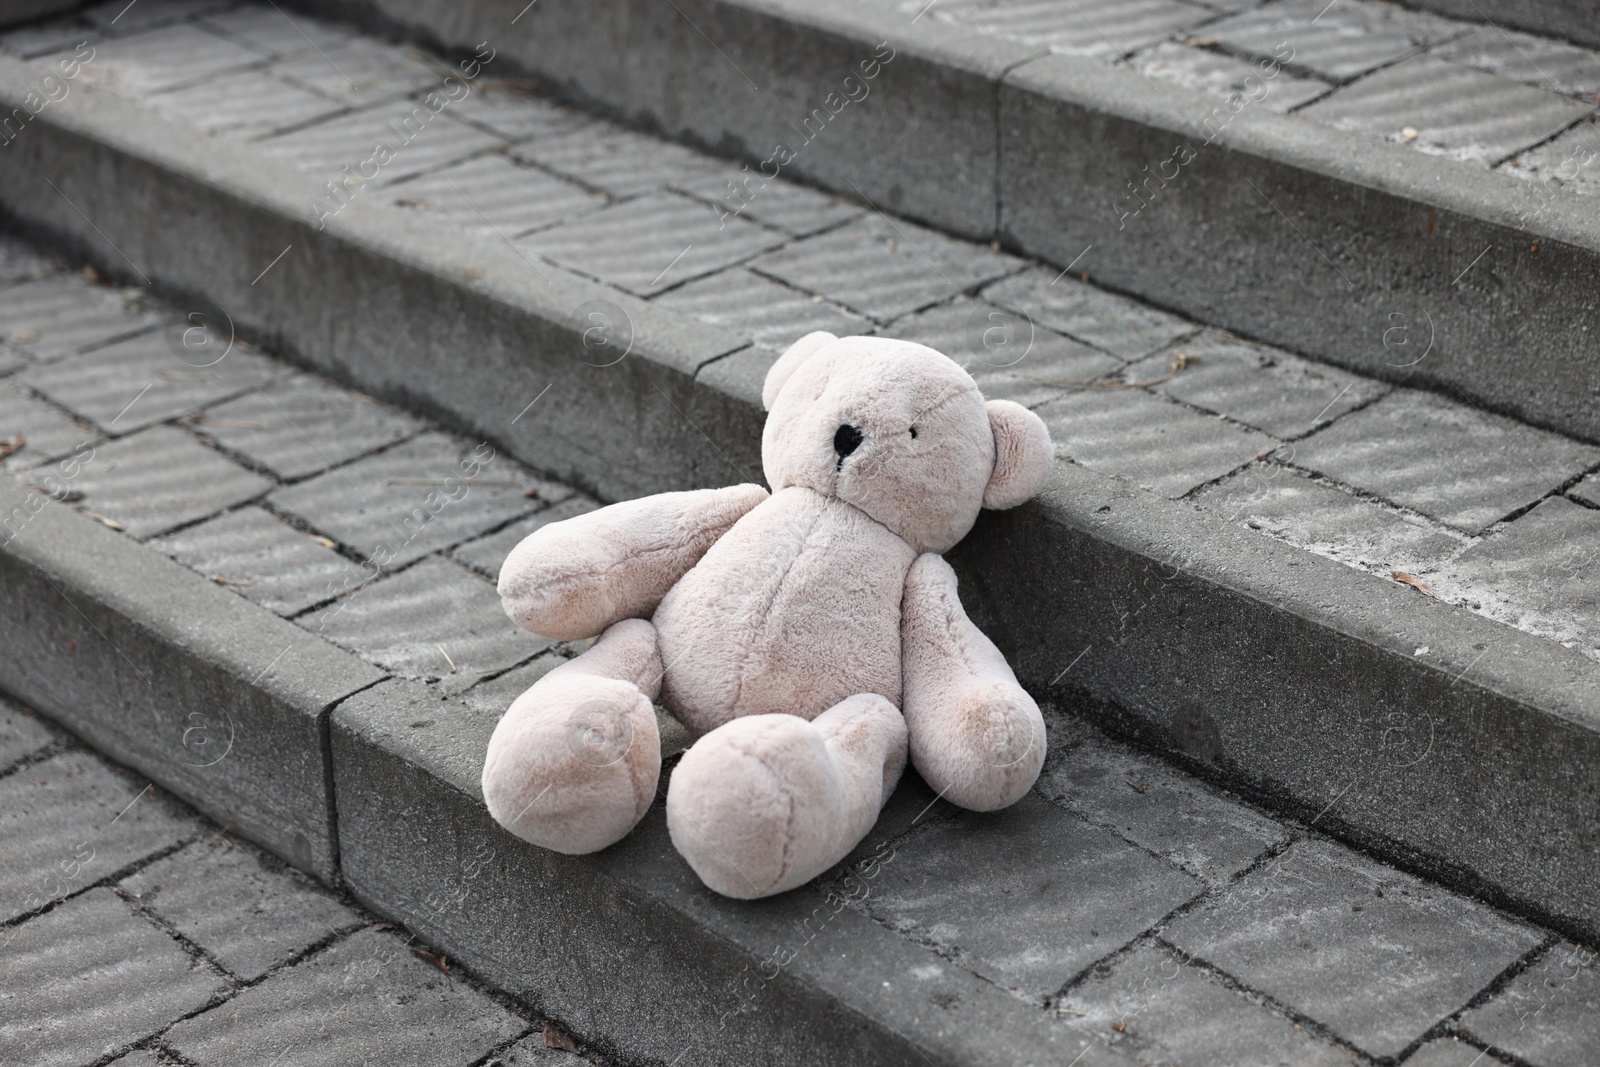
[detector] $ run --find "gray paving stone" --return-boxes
[1503,119,1600,197]
[69,426,274,539]
[1572,473,1600,507]
[860,795,1201,1000]
[388,154,606,237]
[510,118,727,199]
[0,275,160,363]
[450,495,598,580]
[0,237,55,286]
[0,379,94,470]
[122,836,363,982]
[0,887,225,1067]
[654,267,872,353]
[83,22,264,96]
[1130,330,1388,438]
[1460,941,1600,1067]
[752,215,1023,323]
[448,87,593,143]
[84,0,232,36]
[195,4,353,59]
[269,431,561,567]
[457,651,570,718]
[519,192,784,297]
[1037,388,1275,498]
[146,68,347,141]
[1433,497,1599,656]
[1405,1037,1501,1066]
[677,169,866,237]
[1433,25,1600,97]
[890,297,1122,384]
[1058,943,1361,1065]
[17,330,282,434]
[0,21,98,61]
[1163,837,1542,1058]
[150,506,362,616]
[0,694,59,769]
[1300,57,1593,165]
[1292,389,1600,533]
[494,1032,591,1065]
[933,0,1211,61]
[104,1049,167,1067]
[193,373,424,481]
[985,268,1193,359]
[1040,718,1288,885]
[0,749,198,922]
[312,555,545,683]
[164,925,525,1066]
[1193,465,1463,577]
[272,36,442,106]
[1131,41,1332,112]
[261,101,505,188]
[1203,0,1468,82]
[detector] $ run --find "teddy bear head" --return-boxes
[760,332,1053,554]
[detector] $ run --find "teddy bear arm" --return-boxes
[499,484,768,641]
[900,553,1046,811]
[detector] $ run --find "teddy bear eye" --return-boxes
[908,426,918,439]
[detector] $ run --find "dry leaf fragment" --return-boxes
[1390,570,1435,597]
[543,1024,579,1052]
[1401,126,1419,143]
[1126,779,1149,794]
[1185,34,1220,45]
[1111,1021,1127,1033]
[0,434,25,461]
[412,946,450,974]
[83,510,124,530]
[310,535,337,549]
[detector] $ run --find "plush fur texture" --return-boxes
[483,332,1053,898]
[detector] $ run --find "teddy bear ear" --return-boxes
[763,331,837,410]
[983,400,1053,510]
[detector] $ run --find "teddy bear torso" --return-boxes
[652,485,917,736]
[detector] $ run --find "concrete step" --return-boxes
[0,0,1596,968]
[244,0,1600,447]
[0,257,1592,1065]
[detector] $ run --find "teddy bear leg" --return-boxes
[481,618,663,854]
[665,694,907,899]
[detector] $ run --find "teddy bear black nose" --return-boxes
[833,423,864,464]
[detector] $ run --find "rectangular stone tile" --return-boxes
[195,5,353,59]
[448,87,593,143]
[193,373,424,481]
[1040,716,1289,884]
[510,118,727,199]
[1133,331,1388,438]
[1203,0,1468,82]
[1131,41,1332,112]
[84,0,232,36]
[17,330,282,434]
[1301,57,1593,165]
[1433,25,1600,97]
[654,267,872,353]
[272,37,442,106]
[387,154,606,237]
[496,1033,590,1066]
[1503,119,1600,197]
[1292,389,1600,533]
[752,215,1023,323]
[519,192,785,297]
[150,506,362,617]
[985,268,1193,360]
[261,102,504,188]
[268,431,560,567]
[457,651,570,718]
[890,297,1122,382]
[1059,943,1361,1064]
[0,379,95,470]
[0,694,60,770]
[310,555,547,683]
[451,495,598,580]
[1461,940,1600,1067]
[1433,497,1599,656]
[164,926,524,1067]
[0,887,226,1067]
[121,836,363,982]
[146,68,347,140]
[0,22,98,61]
[0,749,199,922]
[859,794,1201,1000]
[1163,837,1543,1058]
[0,275,160,363]
[677,169,865,237]
[1036,388,1274,498]
[933,0,1211,61]
[83,22,264,96]
[69,426,274,539]
[1193,465,1463,577]
[1572,473,1600,507]
[1404,1038,1498,1067]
